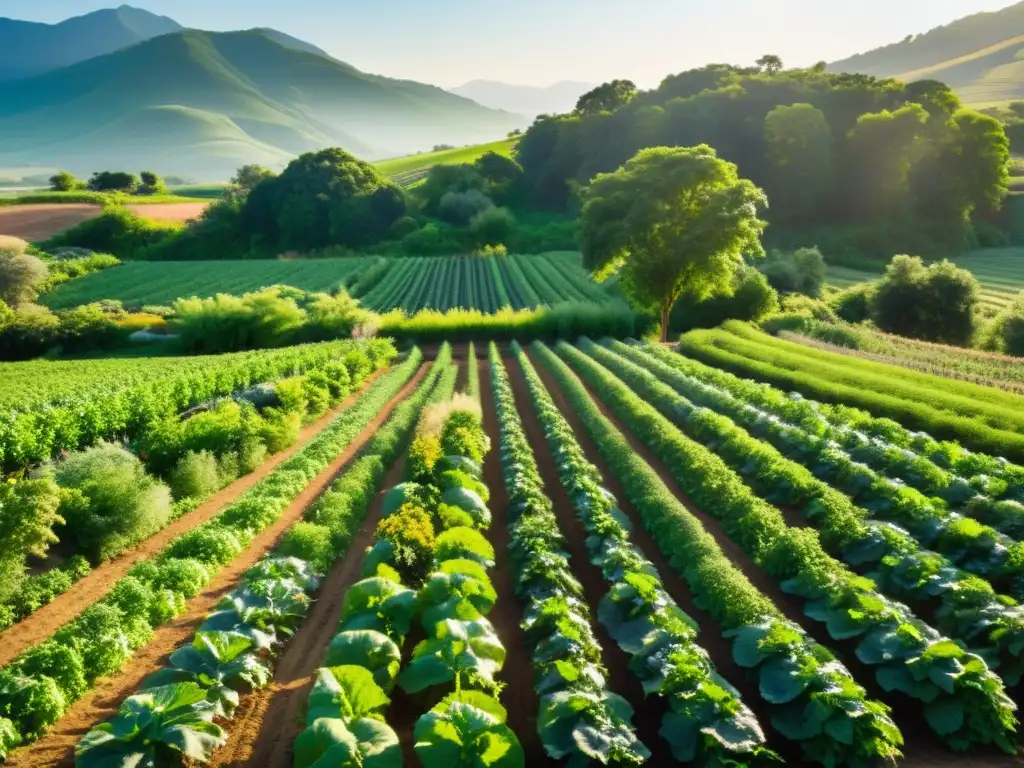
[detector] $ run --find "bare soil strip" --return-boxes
[0,370,385,668]
[504,355,673,762]
[0,204,100,240]
[540,350,1011,767]
[6,367,428,768]
[478,359,557,766]
[124,202,208,222]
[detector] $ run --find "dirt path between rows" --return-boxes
[6,366,428,768]
[0,370,386,669]
[504,354,673,763]
[537,347,1018,768]
[478,359,556,766]
[209,452,408,767]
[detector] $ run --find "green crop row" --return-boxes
[531,341,904,767]
[0,338,394,471]
[489,343,650,765]
[679,323,1024,461]
[512,342,769,764]
[0,350,423,755]
[611,340,1024,684]
[562,340,1017,753]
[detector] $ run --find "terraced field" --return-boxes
[3,337,1024,766]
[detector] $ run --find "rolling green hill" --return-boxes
[829,2,1024,105]
[0,28,522,180]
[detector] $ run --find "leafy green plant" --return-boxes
[338,578,417,643]
[413,694,525,768]
[75,683,227,766]
[294,716,401,768]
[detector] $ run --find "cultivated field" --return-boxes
[828,247,1024,312]
[2,335,1024,766]
[43,252,608,311]
[376,138,518,187]
[0,202,209,240]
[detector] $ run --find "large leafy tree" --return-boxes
[576,80,638,115]
[244,148,406,252]
[581,145,767,341]
[763,103,833,222]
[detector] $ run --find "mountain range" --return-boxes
[829,1,1024,106]
[450,80,595,118]
[0,6,523,180]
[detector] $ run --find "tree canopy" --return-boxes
[516,65,1010,258]
[580,145,767,341]
[576,80,638,115]
[244,148,406,252]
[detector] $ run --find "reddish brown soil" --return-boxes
[208,453,408,767]
[125,202,208,222]
[478,359,557,766]
[532,348,1023,768]
[503,355,673,763]
[0,202,208,240]
[0,204,101,239]
[5,367,427,768]
[0,370,385,669]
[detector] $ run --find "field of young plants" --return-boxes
[3,334,1024,767]
[42,253,608,313]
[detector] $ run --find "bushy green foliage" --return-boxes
[829,283,875,323]
[759,247,827,297]
[872,255,980,345]
[0,244,48,307]
[41,208,181,260]
[670,265,778,335]
[983,295,1024,356]
[245,148,406,252]
[0,477,63,604]
[88,171,137,192]
[374,504,436,587]
[279,522,334,573]
[469,206,517,246]
[52,444,173,562]
[169,451,222,501]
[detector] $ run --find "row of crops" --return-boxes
[0,346,423,760]
[6,336,1024,765]
[360,253,612,313]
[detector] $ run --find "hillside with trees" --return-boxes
[515,65,1010,260]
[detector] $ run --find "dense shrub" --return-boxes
[872,255,980,345]
[260,407,302,453]
[165,525,243,565]
[375,503,435,586]
[279,522,334,571]
[670,265,778,335]
[41,208,180,259]
[437,189,493,225]
[52,444,173,562]
[172,288,306,353]
[169,450,222,501]
[0,477,63,604]
[0,241,48,307]
[983,295,1024,356]
[829,283,874,323]
[88,171,137,192]
[470,206,517,246]
[303,291,372,341]
[759,247,827,297]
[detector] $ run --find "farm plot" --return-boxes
[6,338,1024,767]
[360,253,611,313]
[44,259,370,309]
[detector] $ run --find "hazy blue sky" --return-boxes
[0,0,1012,87]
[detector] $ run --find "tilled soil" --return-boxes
[125,202,208,222]
[5,367,427,768]
[533,347,1023,768]
[0,371,385,669]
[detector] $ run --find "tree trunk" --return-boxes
[660,303,671,343]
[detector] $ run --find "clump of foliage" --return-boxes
[0,478,63,606]
[0,241,48,307]
[88,171,138,193]
[375,504,436,587]
[51,443,173,562]
[872,255,980,345]
[245,148,406,253]
[759,247,827,297]
[670,265,779,335]
[983,295,1024,356]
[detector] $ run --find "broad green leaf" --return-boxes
[923,697,965,737]
[294,717,401,768]
[324,631,402,692]
[306,666,390,725]
[415,701,525,768]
